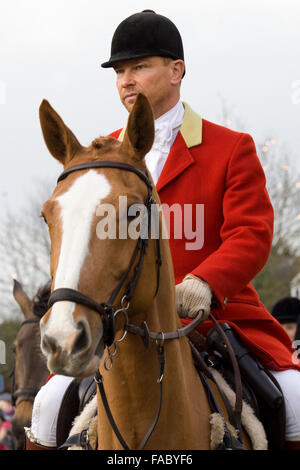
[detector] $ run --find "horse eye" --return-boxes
[40,212,48,224]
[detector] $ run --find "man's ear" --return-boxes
[39,99,82,166]
[121,93,154,161]
[170,60,185,84]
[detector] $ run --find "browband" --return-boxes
[57,161,153,191]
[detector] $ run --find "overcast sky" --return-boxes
[0,0,299,214]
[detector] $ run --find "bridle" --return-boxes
[48,160,242,451]
[11,317,41,407]
[48,161,162,348]
[50,160,208,451]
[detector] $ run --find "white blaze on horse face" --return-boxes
[45,170,111,348]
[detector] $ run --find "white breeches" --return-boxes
[269,369,300,441]
[30,375,74,447]
[29,369,300,446]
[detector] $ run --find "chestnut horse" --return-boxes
[38,94,252,450]
[11,280,50,449]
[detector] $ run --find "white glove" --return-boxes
[176,274,212,320]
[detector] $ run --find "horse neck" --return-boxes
[110,193,183,370]
[98,235,209,449]
[127,184,180,333]
[97,235,202,449]
[125,233,179,336]
[96,183,212,449]
[147,238,179,332]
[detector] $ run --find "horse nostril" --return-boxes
[72,322,89,354]
[42,334,60,355]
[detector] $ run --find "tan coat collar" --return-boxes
[180,102,202,148]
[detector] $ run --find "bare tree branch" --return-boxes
[0,178,53,321]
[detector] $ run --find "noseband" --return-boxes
[47,161,162,348]
[11,317,41,407]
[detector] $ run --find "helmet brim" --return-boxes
[101,50,183,68]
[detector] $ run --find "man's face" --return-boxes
[114,56,176,119]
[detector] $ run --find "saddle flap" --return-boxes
[56,379,80,448]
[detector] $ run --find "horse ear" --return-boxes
[39,99,82,166]
[121,93,154,161]
[13,280,34,319]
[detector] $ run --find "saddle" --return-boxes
[56,376,96,448]
[188,323,286,450]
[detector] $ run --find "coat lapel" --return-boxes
[156,103,203,192]
[156,131,194,192]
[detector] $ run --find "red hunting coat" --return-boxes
[111,103,300,372]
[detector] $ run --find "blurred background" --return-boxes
[0,0,299,392]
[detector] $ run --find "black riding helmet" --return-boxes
[101,10,185,76]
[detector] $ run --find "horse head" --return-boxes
[39,94,157,377]
[11,280,50,449]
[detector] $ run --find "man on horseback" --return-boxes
[102,10,300,450]
[26,10,300,450]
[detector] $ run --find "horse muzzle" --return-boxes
[40,312,103,377]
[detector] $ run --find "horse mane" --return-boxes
[32,280,52,318]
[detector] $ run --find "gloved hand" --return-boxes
[176,274,212,320]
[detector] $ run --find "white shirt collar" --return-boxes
[155,99,184,129]
[154,100,184,146]
[145,100,184,184]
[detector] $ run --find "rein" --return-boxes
[93,310,207,450]
[11,317,41,407]
[92,311,243,451]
